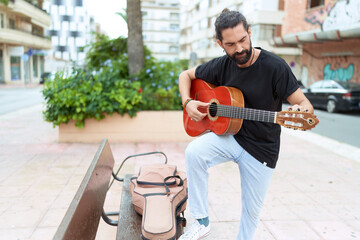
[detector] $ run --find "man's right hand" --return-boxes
[185,100,209,122]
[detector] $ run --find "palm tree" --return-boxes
[127,0,144,76]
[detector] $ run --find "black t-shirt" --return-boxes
[195,48,299,168]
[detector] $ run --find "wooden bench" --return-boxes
[54,139,185,240]
[53,139,114,240]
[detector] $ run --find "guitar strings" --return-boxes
[196,104,276,123]
[195,103,316,129]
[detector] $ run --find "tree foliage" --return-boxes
[0,0,9,6]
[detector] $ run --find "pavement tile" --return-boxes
[37,208,69,228]
[254,222,276,240]
[7,195,56,212]
[261,204,299,221]
[323,204,360,221]
[345,220,360,232]
[0,228,33,240]
[289,204,341,221]
[0,208,46,229]
[263,220,322,240]
[29,226,58,240]
[308,220,360,240]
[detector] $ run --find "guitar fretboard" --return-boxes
[215,105,276,123]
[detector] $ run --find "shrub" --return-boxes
[42,67,142,129]
[42,34,188,128]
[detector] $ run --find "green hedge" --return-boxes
[42,34,188,128]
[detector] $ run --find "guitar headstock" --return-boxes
[276,110,319,131]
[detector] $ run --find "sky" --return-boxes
[86,0,128,39]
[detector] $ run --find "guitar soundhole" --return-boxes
[209,102,217,117]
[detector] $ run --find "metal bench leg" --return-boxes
[101,209,119,226]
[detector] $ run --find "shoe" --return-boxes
[179,221,210,240]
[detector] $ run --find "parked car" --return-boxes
[297,80,305,89]
[303,80,360,113]
[40,72,55,84]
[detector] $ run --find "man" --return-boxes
[178,9,313,240]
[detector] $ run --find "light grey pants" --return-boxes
[185,132,274,240]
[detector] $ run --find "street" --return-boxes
[0,86,43,115]
[283,103,360,149]
[311,109,360,148]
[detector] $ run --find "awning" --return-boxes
[269,23,360,47]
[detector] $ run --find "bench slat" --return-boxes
[116,174,142,240]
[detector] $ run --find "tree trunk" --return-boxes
[127,0,145,76]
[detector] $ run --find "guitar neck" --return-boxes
[216,105,276,123]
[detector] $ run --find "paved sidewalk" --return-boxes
[0,104,359,240]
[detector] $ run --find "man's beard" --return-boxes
[226,43,253,65]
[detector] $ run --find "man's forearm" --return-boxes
[178,67,197,105]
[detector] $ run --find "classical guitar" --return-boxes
[183,79,319,137]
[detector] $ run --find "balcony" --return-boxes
[9,0,51,28]
[0,28,52,49]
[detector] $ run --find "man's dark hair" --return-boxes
[215,9,249,41]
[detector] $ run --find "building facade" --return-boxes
[270,0,360,86]
[179,0,302,78]
[0,0,52,84]
[141,0,181,61]
[43,0,94,72]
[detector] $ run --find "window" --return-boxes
[52,0,64,5]
[170,23,179,31]
[33,56,38,77]
[10,56,21,81]
[143,22,148,30]
[251,24,275,40]
[309,81,323,90]
[73,0,83,7]
[0,13,4,28]
[170,12,179,19]
[200,18,208,30]
[308,0,324,8]
[32,26,42,37]
[323,81,339,89]
[0,50,4,83]
[49,30,59,36]
[56,45,68,52]
[40,56,44,75]
[69,30,82,37]
[9,19,15,29]
[169,45,179,53]
[199,0,209,10]
[61,15,73,21]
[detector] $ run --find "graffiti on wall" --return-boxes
[305,0,360,30]
[305,5,333,27]
[323,63,354,81]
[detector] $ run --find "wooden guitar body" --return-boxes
[183,79,244,137]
